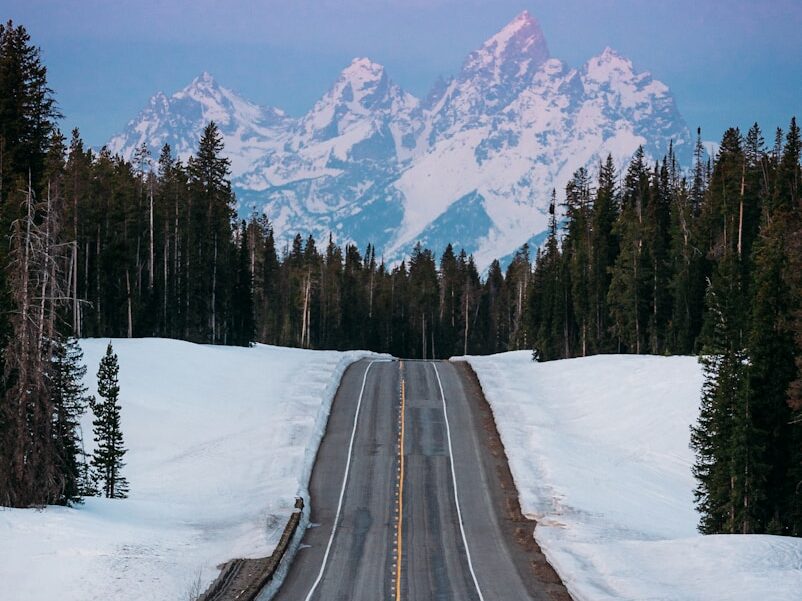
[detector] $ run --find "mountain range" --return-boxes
[107,11,690,269]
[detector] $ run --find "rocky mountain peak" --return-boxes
[190,70,216,86]
[583,47,638,82]
[107,18,689,270]
[461,10,550,83]
[341,57,385,84]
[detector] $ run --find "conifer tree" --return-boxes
[230,221,254,346]
[531,190,565,360]
[504,243,532,351]
[668,158,700,353]
[408,243,438,359]
[608,147,651,353]
[744,120,801,533]
[91,343,128,499]
[0,20,59,197]
[690,127,707,214]
[51,337,93,504]
[691,253,755,533]
[564,168,593,355]
[482,259,505,355]
[590,155,619,352]
[438,244,460,355]
[186,122,235,344]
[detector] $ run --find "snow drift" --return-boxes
[0,339,375,601]
[462,352,802,601]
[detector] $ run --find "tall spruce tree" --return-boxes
[186,122,235,344]
[564,168,593,356]
[0,21,63,508]
[743,120,801,533]
[91,343,128,499]
[531,190,565,361]
[590,155,620,353]
[691,251,759,534]
[51,337,93,504]
[608,147,651,353]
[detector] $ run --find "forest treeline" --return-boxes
[0,21,800,537]
[531,127,802,537]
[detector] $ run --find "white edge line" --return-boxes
[304,359,379,601]
[432,361,486,601]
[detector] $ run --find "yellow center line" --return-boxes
[395,361,406,601]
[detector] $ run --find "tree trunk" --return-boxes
[211,235,217,342]
[126,270,133,338]
[463,293,469,356]
[149,178,154,290]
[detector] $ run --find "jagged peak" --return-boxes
[189,71,217,88]
[487,11,547,53]
[584,47,637,80]
[495,10,540,40]
[462,10,549,79]
[320,56,419,112]
[338,57,387,86]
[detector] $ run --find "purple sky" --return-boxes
[6,0,802,150]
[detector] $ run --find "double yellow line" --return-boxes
[395,361,406,601]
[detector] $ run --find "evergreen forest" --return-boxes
[0,20,800,537]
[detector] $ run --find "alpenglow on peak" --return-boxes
[462,10,550,77]
[107,12,690,270]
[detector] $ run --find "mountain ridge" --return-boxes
[107,11,691,269]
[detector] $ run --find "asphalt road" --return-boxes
[269,358,553,601]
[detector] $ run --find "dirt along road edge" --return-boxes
[451,360,573,601]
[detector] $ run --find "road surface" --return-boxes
[269,358,561,601]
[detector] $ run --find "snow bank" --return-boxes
[0,338,376,601]
[462,352,802,601]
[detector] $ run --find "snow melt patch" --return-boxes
[461,352,802,601]
[0,338,377,601]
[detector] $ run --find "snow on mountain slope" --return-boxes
[462,352,802,601]
[107,11,690,269]
[0,339,378,601]
[107,72,292,176]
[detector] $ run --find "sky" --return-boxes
[6,0,802,148]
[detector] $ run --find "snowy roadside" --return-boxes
[461,351,802,601]
[0,338,379,601]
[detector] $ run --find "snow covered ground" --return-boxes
[0,338,376,601]
[462,352,802,601]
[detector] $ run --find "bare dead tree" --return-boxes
[0,176,73,507]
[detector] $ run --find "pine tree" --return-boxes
[0,20,60,198]
[408,243,438,359]
[743,120,801,533]
[438,244,460,356]
[691,253,757,533]
[668,160,700,353]
[590,155,619,353]
[531,190,566,360]
[230,221,254,346]
[482,259,505,355]
[186,122,235,344]
[90,343,128,499]
[458,250,481,356]
[0,22,63,507]
[564,168,593,356]
[50,337,93,504]
[504,243,532,351]
[645,158,673,353]
[690,127,707,214]
[608,147,651,353]
[785,185,802,535]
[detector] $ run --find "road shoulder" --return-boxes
[452,361,573,601]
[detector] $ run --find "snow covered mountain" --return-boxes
[107,11,690,268]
